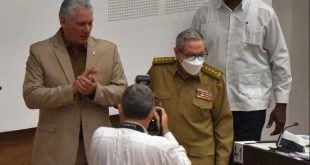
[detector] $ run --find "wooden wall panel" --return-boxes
[0,115,120,164]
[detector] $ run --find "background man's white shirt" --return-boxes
[192,0,292,111]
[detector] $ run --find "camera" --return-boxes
[135,75,150,85]
[147,107,163,134]
[135,75,163,135]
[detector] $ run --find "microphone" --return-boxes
[276,122,298,148]
[274,122,305,153]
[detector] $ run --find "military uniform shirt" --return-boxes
[148,58,233,165]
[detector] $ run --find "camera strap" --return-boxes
[120,122,146,133]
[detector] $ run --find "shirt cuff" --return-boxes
[274,91,290,103]
[164,132,179,145]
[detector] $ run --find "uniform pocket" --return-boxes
[192,98,212,110]
[154,91,171,106]
[154,91,171,100]
[239,74,262,99]
[243,25,264,45]
[187,146,214,158]
[181,98,213,123]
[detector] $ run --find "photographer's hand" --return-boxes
[154,107,169,135]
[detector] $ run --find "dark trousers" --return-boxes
[76,126,88,165]
[75,137,88,165]
[232,110,266,141]
[229,110,266,165]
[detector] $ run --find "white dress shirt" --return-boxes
[89,125,191,165]
[192,0,292,111]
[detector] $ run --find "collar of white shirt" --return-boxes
[120,121,148,133]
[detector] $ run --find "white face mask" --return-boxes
[181,58,204,75]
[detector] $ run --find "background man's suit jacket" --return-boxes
[23,29,127,164]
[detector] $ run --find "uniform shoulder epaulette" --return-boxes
[201,63,223,80]
[152,57,176,65]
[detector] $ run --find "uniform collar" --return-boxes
[173,62,202,81]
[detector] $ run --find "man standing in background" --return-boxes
[192,0,292,142]
[23,0,127,164]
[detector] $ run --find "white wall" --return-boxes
[0,1,62,133]
[1,0,307,136]
[0,0,208,132]
[261,0,309,140]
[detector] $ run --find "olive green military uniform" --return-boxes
[148,57,233,165]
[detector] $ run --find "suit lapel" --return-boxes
[86,37,98,69]
[53,30,75,83]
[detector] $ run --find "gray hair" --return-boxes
[121,84,154,120]
[59,0,92,20]
[176,29,204,51]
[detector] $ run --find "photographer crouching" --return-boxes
[89,84,191,165]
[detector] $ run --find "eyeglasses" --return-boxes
[181,48,208,61]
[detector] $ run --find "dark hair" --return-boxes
[121,84,154,119]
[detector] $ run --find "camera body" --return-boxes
[147,107,162,133]
[135,75,162,134]
[135,75,150,85]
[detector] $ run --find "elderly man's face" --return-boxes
[176,39,206,62]
[60,8,93,45]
